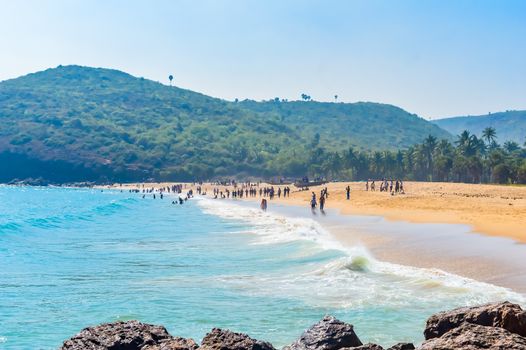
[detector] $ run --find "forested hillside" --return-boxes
[0,65,450,182]
[239,100,450,150]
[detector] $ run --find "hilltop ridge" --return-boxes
[433,111,526,144]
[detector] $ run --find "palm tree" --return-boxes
[455,131,479,157]
[371,151,383,177]
[168,75,174,86]
[334,95,338,102]
[422,135,437,180]
[436,139,453,157]
[482,127,497,145]
[503,141,520,153]
[455,130,471,148]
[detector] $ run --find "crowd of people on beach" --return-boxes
[206,183,292,201]
[119,177,405,215]
[366,179,404,194]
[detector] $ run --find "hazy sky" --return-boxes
[1,0,525,119]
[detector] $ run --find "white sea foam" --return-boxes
[196,197,526,308]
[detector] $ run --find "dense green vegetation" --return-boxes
[239,99,451,150]
[301,127,526,184]
[0,65,451,182]
[433,111,526,144]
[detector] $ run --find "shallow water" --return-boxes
[0,186,524,349]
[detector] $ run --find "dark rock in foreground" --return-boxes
[424,301,526,339]
[60,320,192,350]
[284,315,362,350]
[199,328,275,350]
[419,322,526,349]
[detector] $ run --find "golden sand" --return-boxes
[254,181,526,243]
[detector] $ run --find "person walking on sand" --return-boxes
[346,185,351,200]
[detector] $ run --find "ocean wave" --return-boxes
[0,196,137,234]
[196,197,526,307]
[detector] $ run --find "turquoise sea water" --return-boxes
[0,186,524,349]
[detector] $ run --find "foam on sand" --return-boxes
[196,197,525,309]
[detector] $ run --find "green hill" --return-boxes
[433,111,526,144]
[0,65,451,182]
[239,99,451,150]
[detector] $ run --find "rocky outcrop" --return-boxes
[60,302,526,350]
[60,320,195,350]
[419,322,526,349]
[424,301,526,339]
[284,316,362,350]
[199,328,275,350]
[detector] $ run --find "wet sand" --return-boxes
[235,199,526,294]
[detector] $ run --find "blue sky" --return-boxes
[0,0,525,118]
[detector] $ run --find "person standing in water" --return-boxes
[260,198,267,211]
[319,194,325,211]
[310,192,317,211]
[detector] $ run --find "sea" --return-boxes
[0,186,524,349]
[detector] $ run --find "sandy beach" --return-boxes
[115,181,526,243]
[260,181,526,243]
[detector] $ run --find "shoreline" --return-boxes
[104,181,526,294]
[106,181,526,243]
[230,196,526,295]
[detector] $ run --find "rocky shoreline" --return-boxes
[59,301,526,350]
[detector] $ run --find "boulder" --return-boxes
[144,337,199,350]
[199,328,275,350]
[386,343,414,350]
[60,320,181,350]
[284,316,362,350]
[424,301,526,339]
[419,322,526,349]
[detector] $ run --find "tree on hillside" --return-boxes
[301,93,311,101]
[168,75,173,86]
